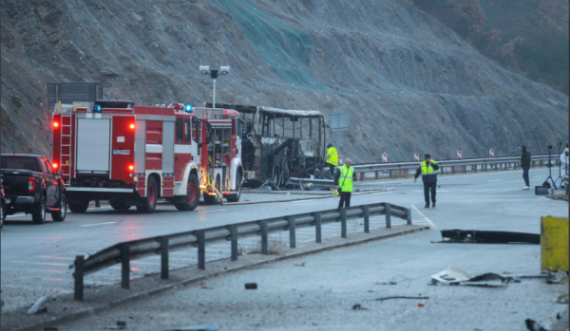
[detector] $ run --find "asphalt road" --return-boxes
[1,168,566,315]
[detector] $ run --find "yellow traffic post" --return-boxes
[540,216,569,272]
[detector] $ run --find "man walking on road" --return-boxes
[335,158,357,210]
[521,145,531,190]
[414,154,439,208]
[326,143,339,174]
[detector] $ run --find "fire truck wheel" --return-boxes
[68,200,89,213]
[109,200,132,211]
[137,176,158,213]
[226,172,242,203]
[32,194,46,224]
[51,194,67,222]
[174,174,200,211]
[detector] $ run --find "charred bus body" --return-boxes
[206,104,326,187]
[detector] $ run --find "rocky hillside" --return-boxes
[1,0,567,162]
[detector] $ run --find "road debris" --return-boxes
[557,293,569,304]
[351,304,368,310]
[438,229,540,244]
[294,262,305,267]
[431,264,511,287]
[245,283,258,290]
[104,320,127,330]
[376,296,429,301]
[525,318,548,331]
[164,325,218,331]
[547,271,568,284]
[27,296,49,315]
[418,303,425,308]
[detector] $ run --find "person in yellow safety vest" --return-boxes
[334,158,357,210]
[326,143,339,174]
[413,154,440,208]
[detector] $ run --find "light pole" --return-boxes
[200,65,230,109]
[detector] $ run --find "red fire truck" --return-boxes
[51,100,243,213]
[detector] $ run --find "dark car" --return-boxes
[1,154,67,224]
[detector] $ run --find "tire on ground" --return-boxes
[226,171,242,203]
[174,174,200,211]
[68,199,89,213]
[32,194,46,224]
[110,199,132,211]
[137,176,158,213]
[51,194,67,222]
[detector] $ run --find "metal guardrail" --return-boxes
[293,155,554,185]
[72,202,412,300]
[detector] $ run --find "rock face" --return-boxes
[1,0,567,161]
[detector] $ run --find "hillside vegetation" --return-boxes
[1,0,567,162]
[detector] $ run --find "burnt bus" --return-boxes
[206,103,327,187]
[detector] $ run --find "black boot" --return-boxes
[424,204,430,208]
[432,202,436,208]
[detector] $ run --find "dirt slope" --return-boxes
[1,0,567,162]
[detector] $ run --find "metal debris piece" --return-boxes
[439,229,540,244]
[294,262,305,267]
[245,283,258,290]
[431,264,511,287]
[376,296,429,301]
[351,304,368,310]
[27,296,49,315]
[164,325,218,331]
[547,271,568,284]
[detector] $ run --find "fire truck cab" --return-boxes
[51,101,243,213]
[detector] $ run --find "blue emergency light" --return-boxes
[184,104,193,113]
[92,104,102,112]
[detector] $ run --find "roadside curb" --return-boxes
[7,225,429,331]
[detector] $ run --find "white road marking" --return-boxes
[411,204,436,229]
[293,199,320,203]
[201,209,228,213]
[80,222,117,227]
[489,179,503,182]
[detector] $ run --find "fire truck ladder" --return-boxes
[60,110,73,184]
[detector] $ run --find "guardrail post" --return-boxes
[74,255,84,301]
[161,237,169,279]
[462,165,466,174]
[230,224,238,261]
[494,163,498,171]
[362,205,370,233]
[341,208,347,238]
[406,208,412,225]
[385,204,392,229]
[452,166,456,175]
[314,212,322,243]
[288,216,296,248]
[539,160,543,167]
[532,161,535,168]
[260,220,268,255]
[120,244,130,289]
[473,164,477,173]
[514,162,517,170]
[440,166,444,175]
[375,171,379,180]
[360,172,365,181]
[197,230,206,270]
[484,164,488,172]
[389,170,393,178]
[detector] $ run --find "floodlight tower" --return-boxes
[199,65,230,109]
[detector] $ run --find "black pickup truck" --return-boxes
[1,154,67,224]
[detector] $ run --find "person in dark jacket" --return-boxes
[521,145,531,190]
[414,154,440,208]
